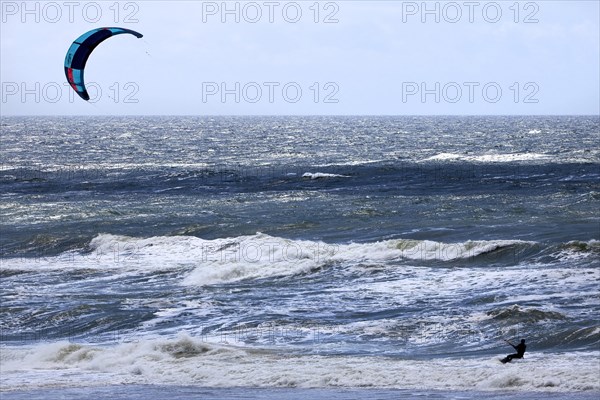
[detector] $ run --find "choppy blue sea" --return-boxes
[1,116,599,397]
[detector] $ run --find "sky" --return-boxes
[1,0,599,115]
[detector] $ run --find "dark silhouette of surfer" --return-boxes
[501,339,526,363]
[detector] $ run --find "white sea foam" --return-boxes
[302,172,350,179]
[421,152,464,161]
[421,152,553,163]
[0,234,532,286]
[129,235,528,285]
[8,234,594,325]
[313,159,386,167]
[554,240,600,261]
[1,335,598,392]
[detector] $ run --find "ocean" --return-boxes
[1,116,599,399]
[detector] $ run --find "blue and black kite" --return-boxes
[64,27,143,101]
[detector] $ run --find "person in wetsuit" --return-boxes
[501,339,526,363]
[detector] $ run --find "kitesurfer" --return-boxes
[501,339,526,363]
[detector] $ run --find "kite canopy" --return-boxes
[64,27,143,101]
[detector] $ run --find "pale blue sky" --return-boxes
[1,0,599,115]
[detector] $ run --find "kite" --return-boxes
[64,27,143,101]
